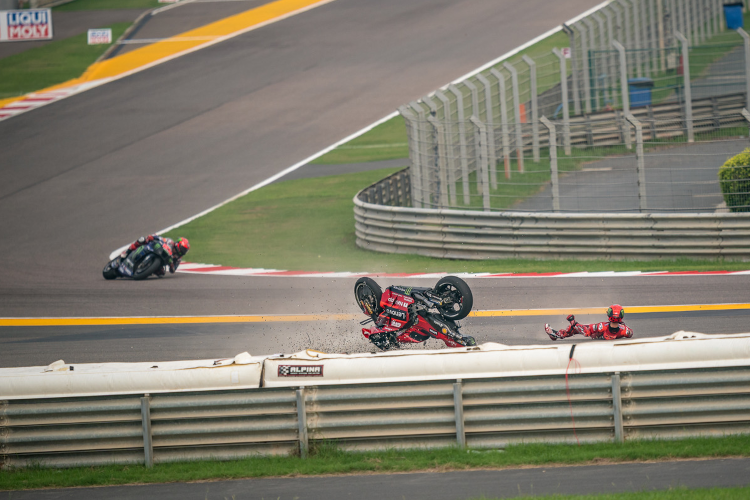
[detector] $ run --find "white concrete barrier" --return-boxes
[0,352,264,400]
[262,332,750,387]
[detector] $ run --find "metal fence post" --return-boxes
[522,55,540,162]
[140,395,153,468]
[611,373,624,443]
[475,73,498,189]
[629,0,644,77]
[675,31,694,142]
[617,0,633,75]
[562,23,582,116]
[552,48,572,156]
[626,113,647,211]
[428,116,450,208]
[697,0,706,42]
[296,388,309,459]
[470,116,492,211]
[583,17,601,111]
[410,102,434,207]
[503,62,525,172]
[434,91,458,206]
[453,379,465,449]
[448,84,471,203]
[540,116,561,212]
[738,29,750,109]
[399,106,423,208]
[612,40,632,149]
[464,80,483,182]
[577,22,593,114]
[490,68,512,179]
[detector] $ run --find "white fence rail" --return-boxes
[3,365,750,468]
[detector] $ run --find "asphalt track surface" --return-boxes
[4,458,750,499]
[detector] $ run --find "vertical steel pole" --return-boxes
[141,395,153,468]
[562,23,582,116]
[522,55,540,162]
[410,102,433,207]
[469,116,491,211]
[434,91,458,206]
[613,40,632,149]
[595,14,611,108]
[453,380,466,449]
[490,68,512,179]
[698,0,707,42]
[296,388,309,459]
[629,0,644,77]
[428,116,449,208]
[675,31,694,142]
[476,73,498,189]
[738,29,750,108]
[399,107,422,208]
[503,62,525,172]
[553,48,572,155]
[577,22,593,113]
[719,0,725,32]
[604,8,617,108]
[626,113,647,211]
[612,373,624,443]
[464,80,483,191]
[448,85,471,203]
[540,116,560,212]
[583,17,600,111]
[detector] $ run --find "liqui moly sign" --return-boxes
[0,9,53,42]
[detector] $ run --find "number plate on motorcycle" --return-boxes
[278,365,323,377]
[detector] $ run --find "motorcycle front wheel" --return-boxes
[102,261,118,280]
[434,276,473,320]
[132,255,163,280]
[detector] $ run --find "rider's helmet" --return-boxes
[174,237,190,258]
[607,304,624,323]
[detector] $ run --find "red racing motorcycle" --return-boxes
[354,276,476,350]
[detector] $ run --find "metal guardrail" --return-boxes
[352,196,750,260]
[3,366,749,468]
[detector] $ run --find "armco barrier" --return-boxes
[353,194,750,260]
[2,333,750,468]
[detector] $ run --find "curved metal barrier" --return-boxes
[354,186,750,260]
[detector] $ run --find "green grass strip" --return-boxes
[311,115,410,164]
[0,22,131,99]
[472,487,750,500]
[165,168,749,273]
[2,435,749,490]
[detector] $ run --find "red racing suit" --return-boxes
[553,321,633,340]
[123,235,181,275]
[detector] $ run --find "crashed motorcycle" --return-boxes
[355,276,476,350]
[102,241,173,280]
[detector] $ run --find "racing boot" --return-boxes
[545,324,564,341]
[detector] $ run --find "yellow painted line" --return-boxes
[2,303,750,327]
[1,0,334,108]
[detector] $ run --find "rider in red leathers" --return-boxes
[120,235,190,276]
[545,304,633,341]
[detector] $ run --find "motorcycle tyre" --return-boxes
[102,261,118,280]
[133,256,163,281]
[434,276,473,321]
[354,277,383,319]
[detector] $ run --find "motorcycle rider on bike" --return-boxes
[545,304,633,341]
[120,235,190,276]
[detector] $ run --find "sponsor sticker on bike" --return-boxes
[0,9,52,41]
[278,365,323,377]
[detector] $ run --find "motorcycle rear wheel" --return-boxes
[133,255,163,280]
[434,276,473,320]
[354,277,383,319]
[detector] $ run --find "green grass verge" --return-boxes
[165,167,749,272]
[54,0,161,11]
[2,435,749,491]
[473,488,750,500]
[0,22,130,99]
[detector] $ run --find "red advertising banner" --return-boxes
[0,9,53,42]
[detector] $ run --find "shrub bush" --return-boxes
[718,148,750,212]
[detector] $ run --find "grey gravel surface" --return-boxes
[3,458,750,499]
